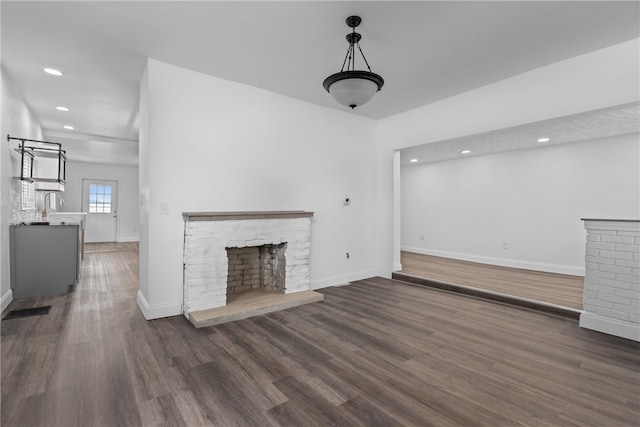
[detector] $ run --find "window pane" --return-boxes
[87,183,115,214]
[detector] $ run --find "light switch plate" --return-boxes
[159,202,169,215]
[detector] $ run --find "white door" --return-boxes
[82,179,118,242]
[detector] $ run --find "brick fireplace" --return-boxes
[226,243,287,294]
[182,211,314,317]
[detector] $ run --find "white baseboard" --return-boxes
[117,236,139,243]
[401,246,585,276]
[1,289,13,313]
[311,269,378,290]
[580,312,640,342]
[373,268,393,279]
[136,290,182,320]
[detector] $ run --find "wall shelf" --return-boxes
[8,135,66,190]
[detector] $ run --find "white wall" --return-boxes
[376,39,640,276]
[138,59,377,319]
[62,160,139,242]
[401,134,640,275]
[0,67,44,311]
[138,64,150,304]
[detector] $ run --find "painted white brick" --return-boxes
[584,276,599,285]
[616,243,640,253]
[595,307,630,321]
[599,293,634,304]
[600,264,633,275]
[614,288,640,299]
[616,258,640,268]
[595,286,615,295]
[587,298,613,309]
[586,255,615,265]
[183,216,312,314]
[583,220,640,334]
[583,290,598,299]
[599,278,632,290]
[599,250,633,260]
[613,303,640,315]
[587,242,616,251]
[602,235,635,244]
[590,270,616,279]
[617,231,640,237]
[591,230,617,235]
[616,273,640,284]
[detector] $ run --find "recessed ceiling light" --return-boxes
[537,137,550,143]
[410,158,418,163]
[64,125,74,130]
[44,68,63,76]
[56,106,69,112]
[461,150,471,154]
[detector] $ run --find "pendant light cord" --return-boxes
[340,45,352,72]
[338,26,373,73]
[356,43,373,73]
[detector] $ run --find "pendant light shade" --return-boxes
[323,16,384,109]
[323,71,384,109]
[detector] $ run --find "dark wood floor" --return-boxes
[2,243,638,426]
[400,251,584,310]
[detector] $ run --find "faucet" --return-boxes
[42,192,65,219]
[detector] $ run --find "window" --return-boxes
[88,184,112,213]
[21,156,35,210]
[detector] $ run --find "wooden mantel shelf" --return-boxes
[182,210,314,221]
[581,218,640,223]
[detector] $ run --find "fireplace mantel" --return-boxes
[183,211,314,221]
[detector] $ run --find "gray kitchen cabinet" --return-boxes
[10,224,79,299]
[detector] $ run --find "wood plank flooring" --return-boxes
[2,243,638,426]
[400,251,584,310]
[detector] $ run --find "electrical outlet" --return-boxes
[346,252,350,259]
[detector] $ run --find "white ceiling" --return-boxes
[2,1,639,164]
[400,102,640,165]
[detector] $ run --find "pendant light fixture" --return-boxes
[323,16,384,109]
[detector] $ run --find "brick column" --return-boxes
[580,219,640,341]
